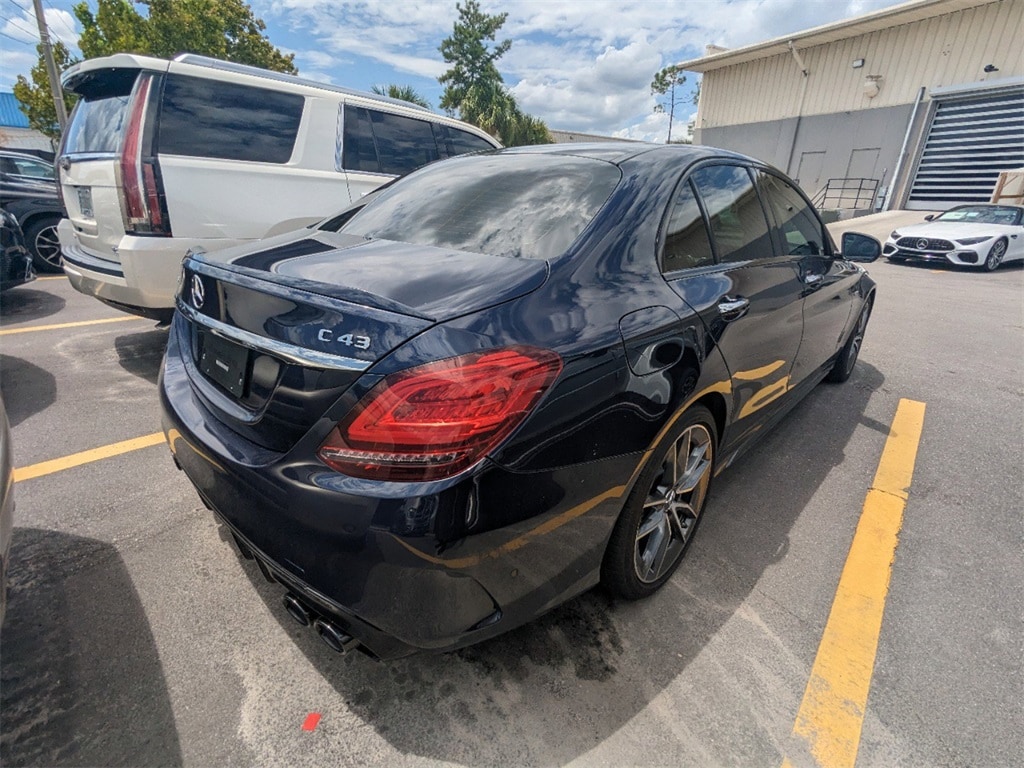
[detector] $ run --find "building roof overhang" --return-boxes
[677,0,999,72]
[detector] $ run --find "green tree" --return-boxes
[651,64,687,143]
[438,0,549,146]
[15,0,295,139]
[12,41,77,142]
[371,84,431,110]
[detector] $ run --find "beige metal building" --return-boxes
[680,0,1024,210]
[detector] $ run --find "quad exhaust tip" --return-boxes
[282,593,359,654]
[314,618,358,654]
[282,593,311,627]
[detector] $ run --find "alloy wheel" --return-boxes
[845,305,869,376]
[33,224,62,270]
[634,423,713,584]
[985,240,1006,271]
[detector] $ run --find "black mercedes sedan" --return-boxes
[160,143,880,660]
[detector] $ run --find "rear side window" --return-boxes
[662,178,715,272]
[756,171,825,256]
[691,165,774,263]
[370,110,439,175]
[157,74,303,163]
[342,106,381,173]
[63,94,131,154]
[342,105,442,176]
[337,154,620,260]
[434,124,495,158]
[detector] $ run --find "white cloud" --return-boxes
[257,0,904,136]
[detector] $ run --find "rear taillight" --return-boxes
[120,73,170,236]
[317,347,563,481]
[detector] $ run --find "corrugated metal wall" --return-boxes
[697,0,1023,128]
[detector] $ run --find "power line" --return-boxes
[5,0,32,13]
[0,12,39,40]
[0,27,36,46]
[42,0,76,40]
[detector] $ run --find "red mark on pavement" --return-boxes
[302,713,321,732]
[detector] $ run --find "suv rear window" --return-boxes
[335,154,621,260]
[157,74,303,163]
[62,68,138,155]
[63,94,132,154]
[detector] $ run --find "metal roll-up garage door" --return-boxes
[907,88,1024,210]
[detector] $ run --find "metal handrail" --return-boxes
[810,177,879,210]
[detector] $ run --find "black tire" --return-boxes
[602,404,717,600]
[23,216,63,273]
[983,239,1007,272]
[827,300,871,383]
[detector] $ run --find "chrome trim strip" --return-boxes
[177,302,372,372]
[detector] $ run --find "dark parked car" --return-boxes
[0,150,63,273]
[160,144,880,660]
[1,208,36,292]
[1,393,13,626]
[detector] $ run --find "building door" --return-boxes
[907,87,1024,210]
[796,151,825,197]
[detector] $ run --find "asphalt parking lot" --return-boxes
[1,222,1021,766]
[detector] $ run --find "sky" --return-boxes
[1,0,906,142]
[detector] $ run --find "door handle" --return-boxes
[718,296,750,321]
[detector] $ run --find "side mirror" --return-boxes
[924,214,935,221]
[841,231,882,263]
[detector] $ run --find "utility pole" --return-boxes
[31,0,68,132]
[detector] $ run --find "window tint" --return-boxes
[369,109,439,175]
[336,154,620,260]
[691,165,774,263]
[158,75,303,163]
[663,178,714,272]
[343,105,381,173]
[5,156,54,179]
[756,171,825,256]
[64,94,131,154]
[448,126,495,156]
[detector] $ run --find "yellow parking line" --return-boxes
[785,398,926,768]
[14,432,166,482]
[35,276,67,281]
[0,316,142,336]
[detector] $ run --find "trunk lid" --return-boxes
[177,230,548,451]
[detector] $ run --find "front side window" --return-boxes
[691,164,774,263]
[157,75,303,163]
[662,178,715,272]
[756,171,826,256]
[334,154,621,260]
[4,156,54,179]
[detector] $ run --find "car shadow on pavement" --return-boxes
[240,362,886,765]
[0,528,183,767]
[0,355,56,428]
[114,329,169,385]
[0,288,66,324]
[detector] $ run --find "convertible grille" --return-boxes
[896,236,954,251]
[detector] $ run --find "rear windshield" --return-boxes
[62,68,138,155]
[333,154,621,259]
[63,94,131,154]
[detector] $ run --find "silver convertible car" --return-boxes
[883,204,1024,271]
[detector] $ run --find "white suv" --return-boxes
[56,54,500,320]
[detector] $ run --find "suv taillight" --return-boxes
[120,73,170,236]
[317,347,562,482]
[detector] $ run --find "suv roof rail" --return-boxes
[171,53,433,113]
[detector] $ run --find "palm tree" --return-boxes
[371,84,431,110]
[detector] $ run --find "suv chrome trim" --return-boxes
[177,302,371,372]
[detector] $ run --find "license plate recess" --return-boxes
[199,330,249,397]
